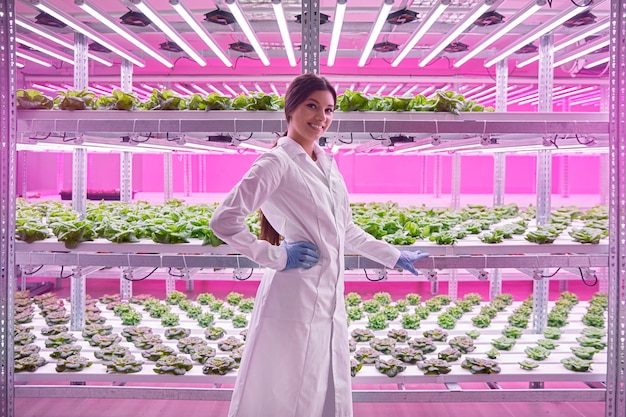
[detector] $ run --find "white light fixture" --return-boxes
[472,85,516,102]
[402,85,418,96]
[226,0,270,66]
[239,83,250,94]
[30,0,145,67]
[420,0,496,67]
[393,138,438,154]
[518,86,580,105]
[141,84,156,92]
[553,36,609,68]
[420,137,486,154]
[237,140,272,153]
[129,0,206,66]
[461,84,486,97]
[191,84,210,95]
[222,83,238,96]
[359,0,395,67]
[16,17,113,66]
[418,86,435,96]
[570,96,601,106]
[507,86,565,105]
[548,86,596,101]
[388,84,403,96]
[454,0,545,68]
[208,84,226,96]
[16,51,51,67]
[176,84,194,96]
[76,0,174,68]
[16,61,25,68]
[466,85,497,100]
[185,142,239,154]
[270,83,280,96]
[391,0,449,67]
[584,54,609,69]
[255,83,265,94]
[516,18,610,68]
[16,36,74,65]
[327,0,347,67]
[484,2,593,68]
[31,83,57,92]
[271,0,296,67]
[375,85,387,95]
[169,0,232,67]
[362,84,371,94]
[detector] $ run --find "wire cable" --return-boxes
[59,265,73,279]
[579,267,598,287]
[234,268,254,281]
[23,265,44,275]
[124,267,159,282]
[364,269,386,282]
[540,267,561,278]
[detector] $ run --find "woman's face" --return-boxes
[287,89,335,147]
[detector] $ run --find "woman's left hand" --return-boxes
[394,250,430,276]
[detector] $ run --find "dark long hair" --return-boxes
[259,73,337,246]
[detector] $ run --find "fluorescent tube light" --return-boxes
[222,83,238,96]
[226,0,270,66]
[17,61,25,68]
[185,142,239,154]
[419,86,435,96]
[271,0,296,67]
[327,0,347,67]
[16,17,113,66]
[402,85,418,96]
[131,0,206,66]
[391,0,450,67]
[238,140,272,153]
[388,84,403,96]
[362,84,371,94]
[393,138,437,154]
[461,84,486,97]
[270,83,280,96]
[518,87,580,105]
[255,83,265,94]
[239,83,250,94]
[16,51,51,67]
[420,0,496,67]
[76,0,174,68]
[176,84,194,96]
[516,18,610,68]
[191,84,210,95]
[31,83,57,92]
[472,85,516,102]
[570,96,601,106]
[550,86,596,101]
[30,0,145,67]
[359,0,395,67]
[375,85,387,95]
[16,36,74,65]
[584,54,609,69]
[169,0,232,67]
[485,3,592,68]
[454,0,545,68]
[208,84,226,96]
[466,85,497,100]
[553,36,609,68]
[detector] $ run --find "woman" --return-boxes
[209,73,429,417]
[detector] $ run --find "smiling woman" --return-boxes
[208,73,429,417]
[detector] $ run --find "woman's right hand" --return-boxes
[281,241,320,270]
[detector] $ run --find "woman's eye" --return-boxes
[307,103,317,109]
[326,108,334,114]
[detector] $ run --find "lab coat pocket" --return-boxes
[263,265,323,323]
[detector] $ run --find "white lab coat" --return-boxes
[209,136,401,417]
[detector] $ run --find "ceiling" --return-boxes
[14,0,610,106]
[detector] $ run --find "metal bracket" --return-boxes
[564,267,596,281]
[466,268,489,281]
[517,268,544,280]
[419,269,438,281]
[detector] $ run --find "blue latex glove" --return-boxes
[281,241,320,270]
[394,250,430,276]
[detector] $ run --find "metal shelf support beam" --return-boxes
[301,0,320,74]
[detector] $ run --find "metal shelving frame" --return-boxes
[2,1,625,416]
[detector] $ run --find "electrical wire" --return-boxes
[59,265,73,279]
[133,133,153,143]
[579,267,598,287]
[234,268,254,281]
[167,267,186,278]
[575,134,595,145]
[23,265,44,275]
[337,133,354,145]
[123,267,159,282]
[364,269,386,282]
[540,267,561,278]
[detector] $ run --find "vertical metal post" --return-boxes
[606,1,626,416]
[301,0,320,74]
[601,85,610,206]
[601,153,610,205]
[199,155,207,193]
[120,151,133,299]
[72,148,88,218]
[20,151,27,198]
[73,33,88,90]
[489,270,502,300]
[420,156,427,194]
[0,1,17,414]
[560,155,570,198]
[532,33,554,334]
[493,60,508,207]
[120,152,132,203]
[183,154,192,197]
[164,152,173,202]
[433,155,442,199]
[69,268,86,331]
[166,275,176,296]
[451,152,461,210]
[448,270,458,301]
[56,153,64,192]
[120,59,133,94]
